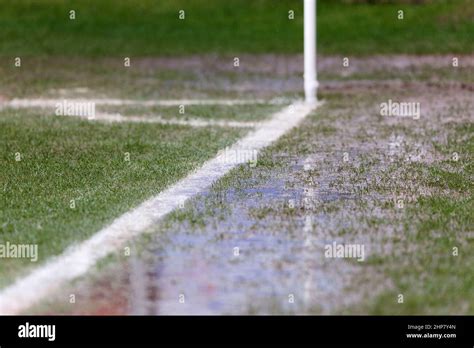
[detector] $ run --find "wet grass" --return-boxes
[19,61,473,314]
[320,65,474,84]
[0,56,301,100]
[0,108,245,288]
[98,104,284,122]
[349,110,474,315]
[0,57,209,100]
[137,79,473,314]
[2,54,472,103]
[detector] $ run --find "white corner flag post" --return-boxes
[304,0,318,104]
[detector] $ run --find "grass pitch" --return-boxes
[0,0,472,56]
[0,0,472,315]
[0,108,246,287]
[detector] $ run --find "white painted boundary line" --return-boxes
[69,113,260,128]
[3,98,289,108]
[0,101,321,314]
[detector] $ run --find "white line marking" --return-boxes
[0,101,321,314]
[3,98,289,108]
[70,113,260,128]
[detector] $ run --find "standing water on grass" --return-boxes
[35,157,365,315]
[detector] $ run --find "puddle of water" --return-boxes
[34,157,367,315]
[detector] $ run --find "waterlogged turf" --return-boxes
[1,0,473,316]
[29,59,474,315]
[0,56,302,100]
[0,108,246,287]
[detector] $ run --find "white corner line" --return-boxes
[0,100,322,315]
[2,98,290,108]
[74,113,261,129]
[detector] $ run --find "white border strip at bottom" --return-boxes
[0,101,320,314]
